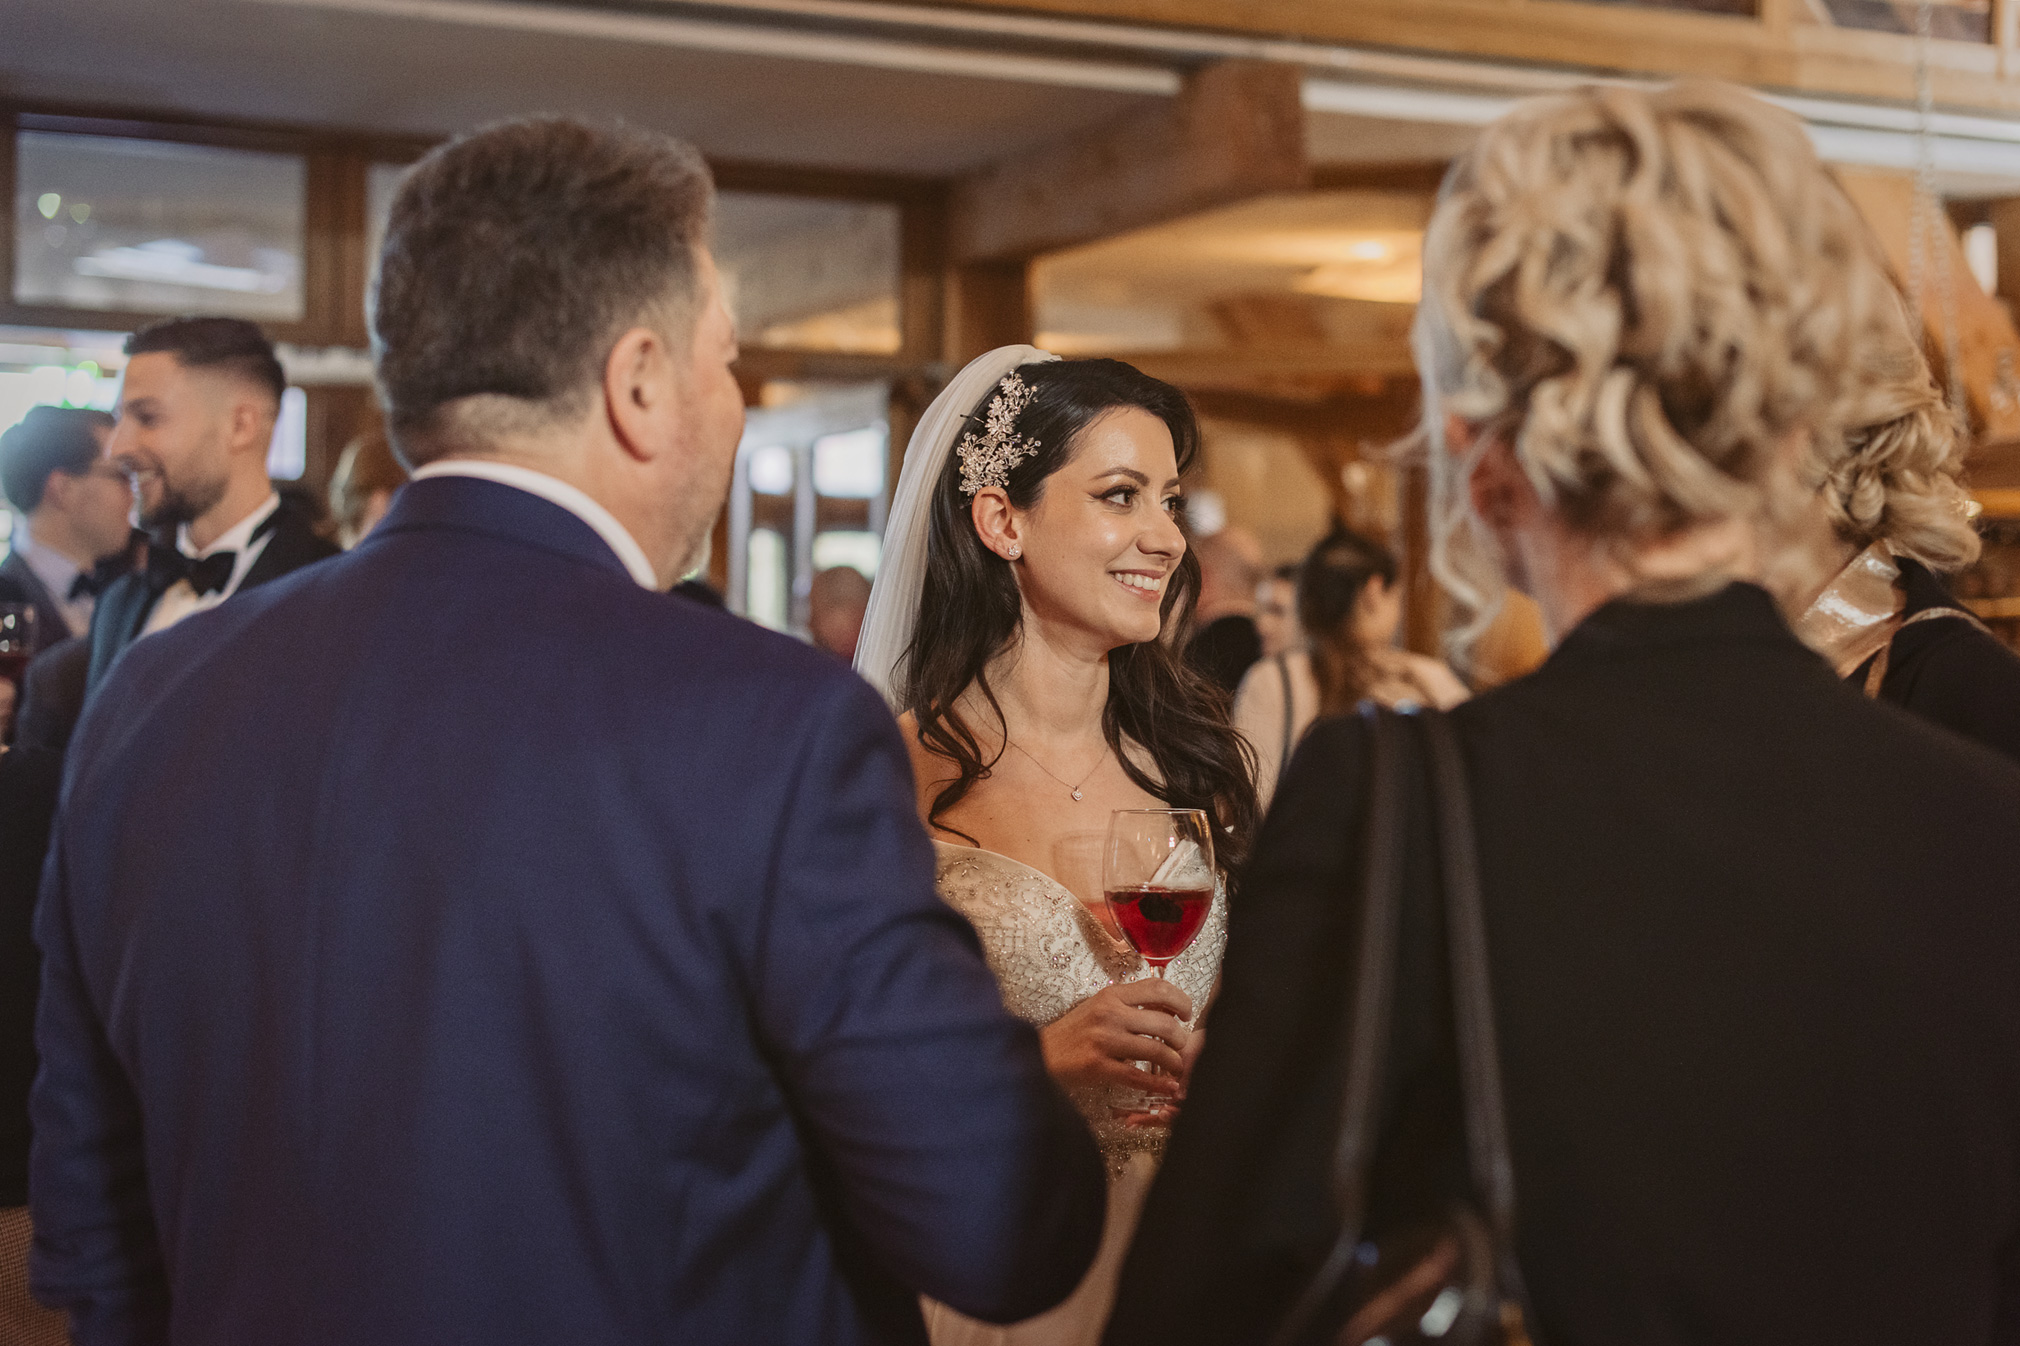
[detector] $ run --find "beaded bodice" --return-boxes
[932,841,1227,1171]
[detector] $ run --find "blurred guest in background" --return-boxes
[1113,81,2020,1346]
[329,427,410,548]
[808,564,871,661]
[0,406,130,656]
[1181,525,1263,695]
[1233,527,1466,807]
[1252,562,1300,660]
[85,317,338,696]
[1789,304,2020,762]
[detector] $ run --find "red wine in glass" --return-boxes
[1103,809,1217,1119]
[0,603,34,740]
[1106,885,1212,968]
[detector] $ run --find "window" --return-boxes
[266,387,308,481]
[364,161,411,282]
[14,132,307,321]
[812,530,880,578]
[715,193,901,354]
[812,426,885,499]
[746,528,790,631]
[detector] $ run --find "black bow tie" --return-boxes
[68,572,101,601]
[147,548,236,598]
[142,506,283,599]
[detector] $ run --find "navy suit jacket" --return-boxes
[31,476,1105,1346]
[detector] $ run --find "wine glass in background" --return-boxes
[0,604,36,743]
[1104,808,1216,1118]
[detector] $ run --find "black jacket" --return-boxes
[85,494,338,696]
[1856,556,2020,765]
[0,549,77,657]
[0,744,61,1205]
[1110,584,2020,1346]
[15,635,89,754]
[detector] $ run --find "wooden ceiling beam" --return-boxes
[910,0,2019,112]
[1101,339,1418,388]
[949,59,1307,264]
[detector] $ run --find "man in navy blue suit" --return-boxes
[29,118,1104,1345]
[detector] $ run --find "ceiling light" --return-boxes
[36,193,60,220]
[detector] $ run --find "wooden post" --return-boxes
[945,260,1032,364]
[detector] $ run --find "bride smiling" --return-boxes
[856,348,1259,1345]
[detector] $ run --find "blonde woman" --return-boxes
[1111,82,2020,1346]
[1788,303,2020,760]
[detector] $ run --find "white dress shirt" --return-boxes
[411,460,658,590]
[8,523,93,638]
[143,492,281,637]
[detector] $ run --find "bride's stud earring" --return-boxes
[1006,544,1021,559]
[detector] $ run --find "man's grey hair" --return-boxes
[371,117,716,465]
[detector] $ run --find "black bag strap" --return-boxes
[1277,653,1298,772]
[1269,705,1408,1346]
[1423,711,1537,1331]
[1270,708,1540,1346]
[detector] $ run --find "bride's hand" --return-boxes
[1039,978,1194,1098]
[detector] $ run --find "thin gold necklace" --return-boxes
[1006,738,1110,802]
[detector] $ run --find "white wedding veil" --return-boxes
[854,344,1059,709]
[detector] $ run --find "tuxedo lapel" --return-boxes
[238,500,340,592]
[84,572,157,694]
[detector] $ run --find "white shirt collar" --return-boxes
[10,522,84,600]
[179,492,281,560]
[411,460,659,590]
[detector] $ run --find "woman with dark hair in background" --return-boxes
[857,348,1257,1346]
[1232,526,1466,807]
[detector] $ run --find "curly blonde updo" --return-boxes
[1810,302,1979,573]
[1415,80,1961,652]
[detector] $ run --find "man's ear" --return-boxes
[969,488,1022,561]
[226,396,276,457]
[39,470,78,515]
[603,326,675,464]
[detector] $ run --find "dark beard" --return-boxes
[142,472,229,530]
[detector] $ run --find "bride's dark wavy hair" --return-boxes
[899,358,1259,868]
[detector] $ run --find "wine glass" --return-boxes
[0,603,35,744]
[1104,808,1216,1117]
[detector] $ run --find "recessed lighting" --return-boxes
[36,193,61,220]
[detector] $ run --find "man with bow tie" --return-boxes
[84,318,338,696]
[0,406,132,658]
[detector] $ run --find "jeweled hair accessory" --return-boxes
[956,372,1041,495]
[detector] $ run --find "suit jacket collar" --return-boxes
[1545,581,1805,673]
[367,475,638,583]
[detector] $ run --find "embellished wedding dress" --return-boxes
[921,842,1227,1346]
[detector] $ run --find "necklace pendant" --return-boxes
[1071,789,1083,801]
